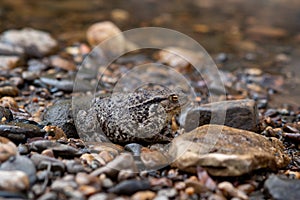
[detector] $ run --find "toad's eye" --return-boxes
[169,94,178,103]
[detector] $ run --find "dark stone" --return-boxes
[108,179,151,195]
[43,100,78,138]
[180,99,258,132]
[264,174,300,200]
[30,154,65,174]
[0,155,37,185]
[0,122,45,143]
[0,106,13,122]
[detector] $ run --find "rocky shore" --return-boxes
[0,22,299,200]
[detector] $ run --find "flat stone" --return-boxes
[0,170,29,192]
[0,85,19,97]
[180,99,258,132]
[0,28,58,57]
[264,174,300,200]
[169,125,290,176]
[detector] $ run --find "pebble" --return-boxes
[264,174,300,200]
[88,193,108,200]
[40,75,75,92]
[0,136,17,162]
[0,97,19,112]
[0,121,45,143]
[86,21,122,47]
[80,153,106,169]
[218,181,248,200]
[42,100,78,138]
[30,153,65,174]
[0,106,13,121]
[76,172,101,196]
[91,153,138,178]
[157,188,177,198]
[0,85,19,97]
[108,179,151,195]
[157,47,204,68]
[247,26,287,39]
[65,159,87,174]
[43,125,67,140]
[0,28,58,57]
[140,148,169,170]
[180,99,258,132]
[0,170,30,192]
[0,155,36,185]
[131,190,156,200]
[49,55,77,71]
[169,125,290,176]
[27,59,48,72]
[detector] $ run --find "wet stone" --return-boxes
[0,170,30,192]
[42,100,78,138]
[180,99,259,132]
[108,179,151,195]
[169,125,290,176]
[0,155,37,185]
[0,121,45,143]
[264,174,300,200]
[0,28,58,57]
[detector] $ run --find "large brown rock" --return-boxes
[169,125,290,176]
[180,99,258,132]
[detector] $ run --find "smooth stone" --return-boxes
[0,170,29,192]
[264,174,300,200]
[65,160,87,174]
[27,59,48,72]
[37,192,58,200]
[90,153,138,178]
[0,122,45,143]
[169,125,290,176]
[180,99,258,132]
[0,106,13,122]
[108,179,151,195]
[40,76,75,92]
[0,136,17,162]
[0,28,58,57]
[131,191,156,200]
[29,140,82,158]
[157,188,177,198]
[218,181,248,200]
[42,100,78,138]
[0,55,21,70]
[0,85,19,97]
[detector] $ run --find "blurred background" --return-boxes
[0,0,299,106]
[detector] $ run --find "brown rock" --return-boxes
[218,181,248,200]
[0,96,19,111]
[0,170,30,192]
[180,99,258,132]
[169,125,290,176]
[0,136,17,163]
[0,86,19,97]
